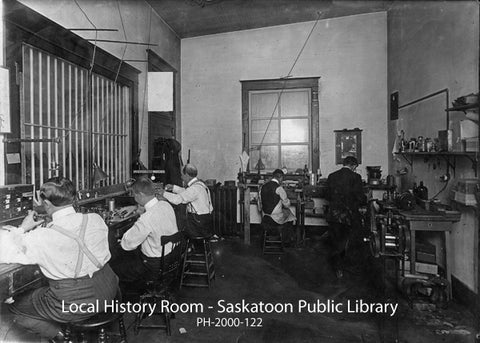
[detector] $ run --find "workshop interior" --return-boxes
[0,0,479,342]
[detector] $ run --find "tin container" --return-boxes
[310,173,316,186]
[108,198,115,212]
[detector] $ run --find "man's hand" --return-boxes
[19,210,45,232]
[165,184,174,192]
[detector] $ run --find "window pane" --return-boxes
[281,145,309,170]
[250,145,279,170]
[251,119,278,145]
[281,119,309,143]
[250,92,279,118]
[280,89,309,117]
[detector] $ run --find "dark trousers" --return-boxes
[185,212,213,239]
[10,264,118,339]
[327,222,352,272]
[110,249,161,294]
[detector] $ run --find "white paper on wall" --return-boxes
[0,67,10,133]
[148,72,173,111]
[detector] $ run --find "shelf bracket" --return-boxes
[399,153,413,167]
[439,155,456,177]
[463,154,478,177]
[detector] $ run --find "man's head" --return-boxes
[343,156,359,170]
[182,164,198,185]
[131,176,156,206]
[39,177,76,215]
[272,169,285,182]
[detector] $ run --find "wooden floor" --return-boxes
[1,230,476,342]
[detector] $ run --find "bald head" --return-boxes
[182,164,198,178]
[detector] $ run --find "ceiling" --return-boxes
[145,0,390,38]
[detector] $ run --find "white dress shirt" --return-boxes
[163,178,213,215]
[121,198,178,257]
[0,206,110,280]
[260,179,296,224]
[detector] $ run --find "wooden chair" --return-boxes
[65,289,127,343]
[133,231,187,336]
[180,235,216,288]
[261,215,284,254]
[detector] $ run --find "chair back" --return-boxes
[160,231,187,291]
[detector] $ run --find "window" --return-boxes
[21,44,131,190]
[241,78,319,172]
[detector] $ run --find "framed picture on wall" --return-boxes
[334,128,362,164]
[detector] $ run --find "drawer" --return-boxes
[409,221,451,232]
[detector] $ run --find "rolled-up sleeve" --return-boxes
[164,186,198,205]
[276,186,291,207]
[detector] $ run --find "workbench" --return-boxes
[238,183,316,245]
[399,209,461,298]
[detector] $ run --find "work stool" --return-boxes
[64,308,127,343]
[134,231,186,336]
[180,235,216,288]
[262,216,284,255]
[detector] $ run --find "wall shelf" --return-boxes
[446,102,479,112]
[394,151,478,177]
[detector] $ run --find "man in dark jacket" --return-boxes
[325,156,366,278]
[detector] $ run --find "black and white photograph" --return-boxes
[0,0,478,342]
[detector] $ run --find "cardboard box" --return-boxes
[404,260,438,275]
[464,137,479,152]
[460,119,478,139]
[457,178,480,194]
[438,130,453,151]
[416,242,436,264]
[453,190,477,206]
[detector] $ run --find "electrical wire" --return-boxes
[256,12,321,152]
[114,0,128,83]
[137,6,154,163]
[73,0,98,73]
[429,178,450,200]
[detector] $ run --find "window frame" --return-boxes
[241,77,320,172]
[4,0,139,188]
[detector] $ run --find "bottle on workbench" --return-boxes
[303,164,309,185]
[416,181,429,200]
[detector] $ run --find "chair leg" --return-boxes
[165,311,172,336]
[63,326,72,343]
[118,316,128,343]
[204,240,211,288]
[180,242,190,289]
[98,327,106,343]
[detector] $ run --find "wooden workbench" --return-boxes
[238,183,305,245]
[399,209,461,298]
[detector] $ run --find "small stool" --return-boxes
[262,216,284,255]
[180,236,215,288]
[65,311,127,343]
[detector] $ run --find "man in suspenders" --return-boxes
[161,163,214,239]
[0,177,118,342]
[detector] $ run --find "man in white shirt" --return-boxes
[111,177,178,290]
[0,177,118,341]
[259,169,296,245]
[160,164,213,239]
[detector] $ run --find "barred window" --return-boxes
[21,44,131,190]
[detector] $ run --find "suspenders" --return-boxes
[49,214,102,278]
[187,181,212,215]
